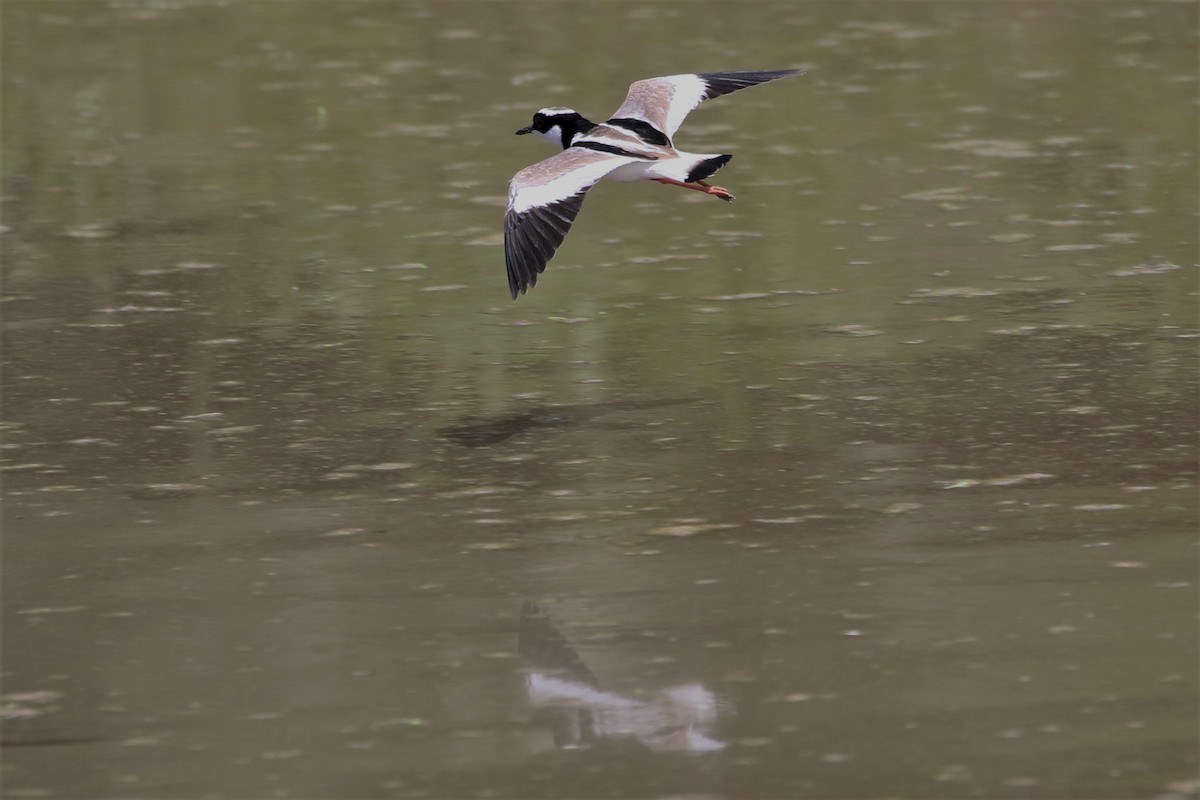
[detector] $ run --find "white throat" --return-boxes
[534,124,564,148]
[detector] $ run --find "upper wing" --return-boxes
[505,147,640,299]
[609,69,805,142]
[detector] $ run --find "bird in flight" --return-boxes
[504,69,804,299]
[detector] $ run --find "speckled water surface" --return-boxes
[2,2,1197,798]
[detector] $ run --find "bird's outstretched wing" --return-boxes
[505,147,642,299]
[608,69,805,144]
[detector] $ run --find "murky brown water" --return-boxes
[3,1,1197,798]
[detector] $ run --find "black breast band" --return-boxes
[572,141,654,159]
[606,117,671,147]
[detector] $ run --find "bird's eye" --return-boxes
[533,113,546,127]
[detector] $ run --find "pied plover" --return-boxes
[504,69,804,299]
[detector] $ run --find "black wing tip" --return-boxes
[504,193,588,300]
[509,273,534,300]
[506,248,538,300]
[696,69,806,99]
[699,68,806,81]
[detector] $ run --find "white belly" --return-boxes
[603,150,716,184]
[606,161,661,183]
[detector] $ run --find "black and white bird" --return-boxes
[504,69,805,299]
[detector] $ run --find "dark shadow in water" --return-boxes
[518,601,726,753]
[0,738,103,748]
[438,397,701,447]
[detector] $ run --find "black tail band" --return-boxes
[687,154,733,184]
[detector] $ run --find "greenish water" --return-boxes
[2,2,1197,798]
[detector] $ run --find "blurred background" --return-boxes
[2,2,1197,798]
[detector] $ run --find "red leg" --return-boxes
[653,177,735,202]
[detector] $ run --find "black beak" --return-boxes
[515,125,533,135]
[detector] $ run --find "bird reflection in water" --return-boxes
[517,601,726,753]
[438,397,699,447]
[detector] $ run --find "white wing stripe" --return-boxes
[660,74,708,139]
[509,156,634,214]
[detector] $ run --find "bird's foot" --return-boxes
[653,177,735,201]
[693,180,734,201]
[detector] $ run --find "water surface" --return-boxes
[2,2,1197,798]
